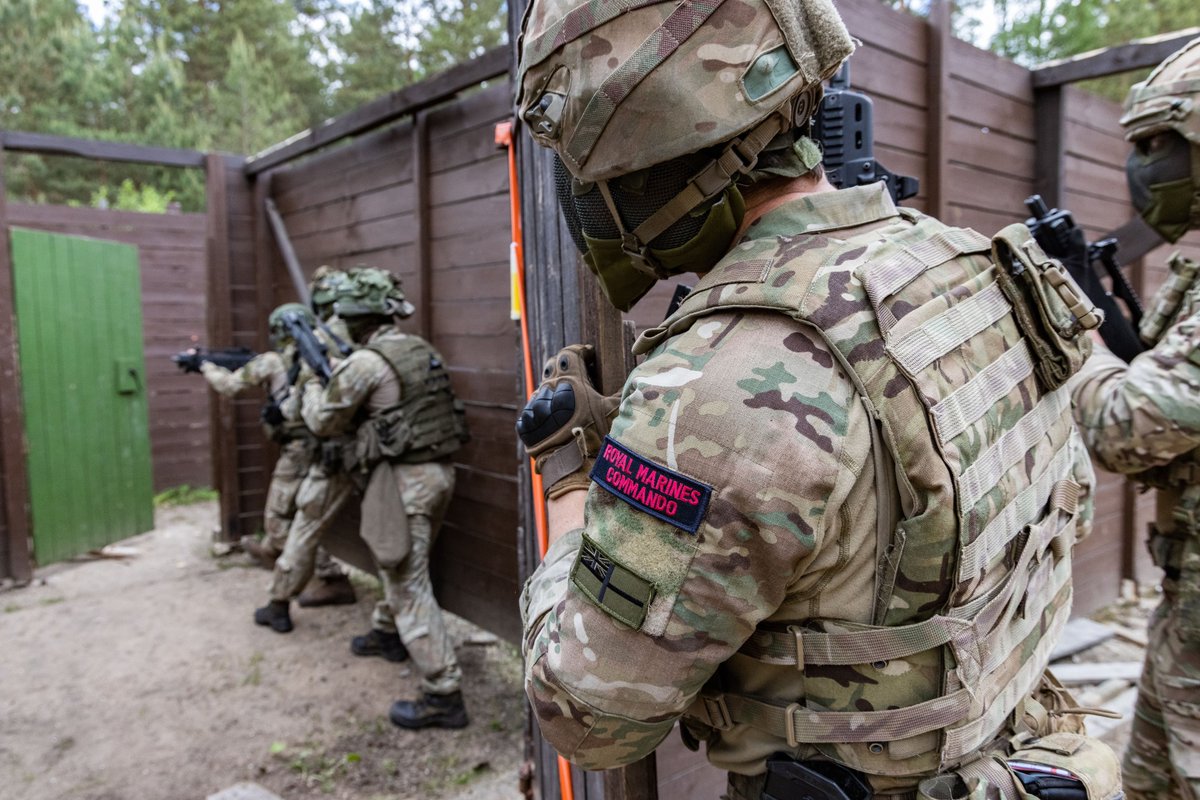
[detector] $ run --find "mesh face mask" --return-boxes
[1126,131,1198,243]
[553,151,745,311]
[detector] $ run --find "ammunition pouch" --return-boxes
[355,406,414,472]
[320,436,357,474]
[991,224,1098,392]
[1140,253,1200,346]
[761,756,871,800]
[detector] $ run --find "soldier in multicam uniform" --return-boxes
[268,267,471,728]
[514,1,1124,798]
[200,303,356,608]
[1069,38,1200,800]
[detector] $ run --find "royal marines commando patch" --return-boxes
[589,436,712,535]
[571,535,655,629]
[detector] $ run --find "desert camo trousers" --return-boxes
[369,462,461,695]
[269,464,356,602]
[263,439,313,552]
[1124,586,1200,800]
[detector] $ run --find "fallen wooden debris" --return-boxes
[87,545,139,560]
[1050,618,1115,661]
[1050,661,1143,686]
[1111,626,1149,648]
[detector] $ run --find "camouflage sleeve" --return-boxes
[200,352,283,397]
[1071,313,1200,474]
[521,312,862,769]
[302,350,386,437]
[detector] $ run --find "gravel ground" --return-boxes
[0,500,527,800]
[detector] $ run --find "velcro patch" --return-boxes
[590,436,712,535]
[571,535,655,629]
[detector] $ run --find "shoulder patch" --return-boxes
[589,436,712,535]
[571,534,655,629]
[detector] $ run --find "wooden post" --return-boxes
[1033,85,1066,209]
[926,0,951,219]
[205,153,240,540]
[414,110,433,341]
[253,172,278,353]
[0,134,34,582]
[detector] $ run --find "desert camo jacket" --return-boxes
[202,349,294,414]
[1070,313,1200,534]
[300,326,404,438]
[523,188,933,779]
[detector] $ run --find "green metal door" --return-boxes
[10,227,154,564]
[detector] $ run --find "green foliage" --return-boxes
[152,484,218,507]
[2,0,507,209]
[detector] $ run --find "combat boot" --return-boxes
[297,574,357,607]
[253,600,293,633]
[351,628,409,662]
[240,536,280,570]
[389,690,469,730]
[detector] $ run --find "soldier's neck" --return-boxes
[734,174,838,242]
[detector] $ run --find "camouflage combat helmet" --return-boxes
[310,266,351,320]
[330,267,416,319]
[268,303,317,344]
[1121,37,1200,243]
[516,0,854,310]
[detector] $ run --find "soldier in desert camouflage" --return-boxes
[514,0,1124,797]
[1069,38,1200,800]
[200,302,356,608]
[284,267,471,729]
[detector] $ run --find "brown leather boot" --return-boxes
[297,574,357,607]
[240,536,280,570]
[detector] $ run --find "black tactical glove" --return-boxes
[517,344,619,499]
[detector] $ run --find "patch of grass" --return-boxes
[286,748,362,793]
[153,484,218,507]
[39,597,65,607]
[489,719,505,732]
[4,603,21,613]
[243,652,264,686]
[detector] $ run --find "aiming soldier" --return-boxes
[1070,38,1200,800]
[514,0,1123,797]
[194,303,356,608]
[258,267,472,730]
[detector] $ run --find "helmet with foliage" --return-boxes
[268,303,317,345]
[516,0,854,309]
[1120,37,1200,243]
[310,265,351,320]
[329,266,416,319]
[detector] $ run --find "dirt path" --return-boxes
[0,501,526,800]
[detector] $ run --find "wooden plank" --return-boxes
[948,37,1034,104]
[1050,662,1143,686]
[948,78,1036,140]
[246,47,510,175]
[415,111,433,341]
[0,130,207,168]
[0,141,34,581]
[1033,28,1200,88]
[1034,85,1066,209]
[926,0,951,218]
[205,154,240,539]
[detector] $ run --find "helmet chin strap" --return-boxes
[595,106,792,278]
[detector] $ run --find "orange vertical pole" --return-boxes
[496,120,576,800]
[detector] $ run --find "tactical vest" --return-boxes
[643,208,1098,779]
[365,334,468,465]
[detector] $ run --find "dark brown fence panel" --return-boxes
[5,204,210,492]
[262,81,521,641]
[206,155,266,539]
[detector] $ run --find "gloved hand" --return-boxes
[517,344,619,499]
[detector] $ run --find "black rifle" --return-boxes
[280,310,334,385]
[1024,195,1145,362]
[813,63,919,204]
[172,346,256,374]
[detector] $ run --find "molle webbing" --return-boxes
[662,200,1086,773]
[367,337,465,463]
